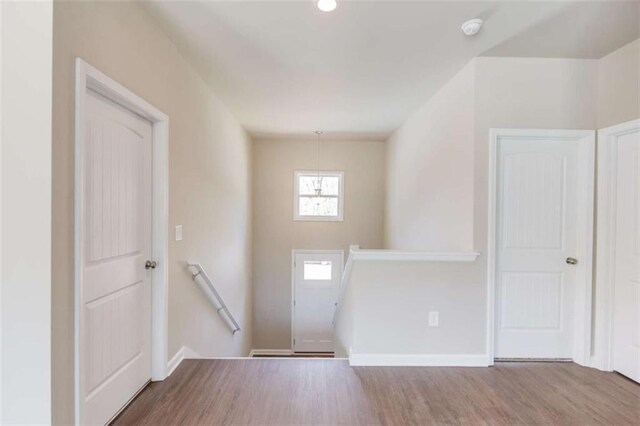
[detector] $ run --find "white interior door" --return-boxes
[494,130,593,359]
[602,120,640,383]
[81,89,153,425]
[293,251,342,352]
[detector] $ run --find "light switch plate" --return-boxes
[175,225,183,241]
[428,311,439,327]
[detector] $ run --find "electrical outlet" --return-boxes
[428,311,439,327]
[175,225,183,241]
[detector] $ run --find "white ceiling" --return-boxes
[144,1,639,140]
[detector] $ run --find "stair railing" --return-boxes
[186,262,241,334]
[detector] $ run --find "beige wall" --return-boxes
[598,39,640,128]
[53,2,252,423]
[252,139,385,349]
[385,56,599,254]
[1,1,53,423]
[335,260,486,359]
[385,61,476,251]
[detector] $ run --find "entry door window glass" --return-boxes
[303,261,332,280]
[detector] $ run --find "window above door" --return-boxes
[293,171,344,221]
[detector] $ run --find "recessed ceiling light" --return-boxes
[317,0,337,12]
[461,18,483,36]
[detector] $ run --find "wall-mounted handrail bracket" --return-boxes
[186,262,241,335]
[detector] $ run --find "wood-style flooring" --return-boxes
[252,353,334,358]
[113,359,640,425]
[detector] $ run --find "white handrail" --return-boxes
[186,262,241,334]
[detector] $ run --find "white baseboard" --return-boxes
[183,346,202,359]
[349,353,490,367]
[182,346,247,359]
[589,354,612,372]
[166,346,185,377]
[249,349,293,357]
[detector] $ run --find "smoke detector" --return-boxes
[461,18,483,36]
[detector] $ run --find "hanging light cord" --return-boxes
[315,131,323,196]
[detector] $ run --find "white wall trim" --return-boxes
[167,348,348,361]
[486,129,499,367]
[593,119,640,371]
[350,249,480,262]
[486,128,595,366]
[332,245,358,325]
[291,249,344,352]
[349,353,491,367]
[74,58,169,424]
[249,349,294,357]
[166,347,185,377]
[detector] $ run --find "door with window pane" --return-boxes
[293,251,343,352]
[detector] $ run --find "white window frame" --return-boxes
[293,170,344,222]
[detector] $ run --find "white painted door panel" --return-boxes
[612,127,640,383]
[82,89,153,425]
[496,137,579,359]
[293,252,342,352]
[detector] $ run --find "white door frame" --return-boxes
[486,128,595,366]
[594,119,640,371]
[74,59,169,423]
[291,249,344,351]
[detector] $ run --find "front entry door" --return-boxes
[494,130,594,359]
[601,120,640,383]
[293,251,342,352]
[81,89,153,425]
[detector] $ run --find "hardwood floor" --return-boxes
[252,353,334,358]
[113,360,640,425]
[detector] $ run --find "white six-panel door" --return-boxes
[494,130,594,359]
[599,120,640,383]
[81,89,153,425]
[293,251,342,352]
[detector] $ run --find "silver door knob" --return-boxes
[145,260,158,270]
[566,257,578,265]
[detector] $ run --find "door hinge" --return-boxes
[293,300,296,306]
[293,338,296,345]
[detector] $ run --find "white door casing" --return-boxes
[488,129,594,363]
[597,119,640,383]
[292,250,343,352]
[75,59,169,425]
